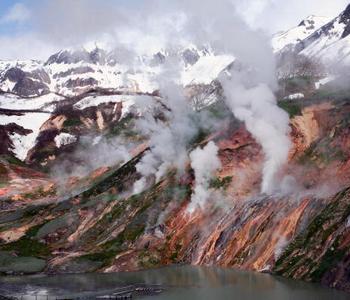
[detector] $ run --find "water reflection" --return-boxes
[0,265,348,299]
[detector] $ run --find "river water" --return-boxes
[0,266,348,299]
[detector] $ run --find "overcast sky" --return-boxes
[236,0,349,32]
[0,0,348,60]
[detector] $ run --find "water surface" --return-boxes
[0,266,348,299]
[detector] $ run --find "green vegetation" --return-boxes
[274,188,350,281]
[138,250,161,268]
[21,186,57,201]
[0,163,8,182]
[36,214,74,239]
[123,224,146,242]
[190,129,210,146]
[278,100,302,118]
[80,174,190,270]
[0,224,50,258]
[0,155,26,167]
[0,251,46,274]
[279,76,314,96]
[298,137,347,168]
[77,251,117,268]
[298,143,317,165]
[311,86,350,103]
[170,243,182,262]
[206,101,231,120]
[107,115,139,139]
[22,204,51,219]
[63,117,82,128]
[310,238,346,282]
[81,152,143,200]
[84,222,147,267]
[209,176,232,190]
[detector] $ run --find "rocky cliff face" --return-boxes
[0,45,233,166]
[1,3,350,294]
[0,46,227,98]
[274,4,350,67]
[0,95,349,292]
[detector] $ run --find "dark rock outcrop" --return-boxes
[1,67,50,96]
[0,123,32,157]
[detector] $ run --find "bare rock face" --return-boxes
[149,52,166,67]
[0,98,349,297]
[13,77,50,97]
[1,67,50,97]
[290,103,329,156]
[340,4,350,38]
[0,123,32,157]
[64,77,98,89]
[182,48,200,66]
[2,68,26,83]
[53,66,95,79]
[45,48,108,66]
[25,97,126,167]
[274,187,350,289]
[2,6,350,293]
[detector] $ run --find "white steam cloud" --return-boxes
[4,0,293,199]
[130,0,292,196]
[274,235,288,261]
[52,135,132,183]
[220,77,291,194]
[188,142,221,213]
[132,72,198,194]
[157,0,291,194]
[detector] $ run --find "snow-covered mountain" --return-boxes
[0,46,234,98]
[0,45,234,164]
[275,4,350,66]
[2,6,350,294]
[3,2,350,165]
[272,15,330,53]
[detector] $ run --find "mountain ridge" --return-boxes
[0,3,350,295]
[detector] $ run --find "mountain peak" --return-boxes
[298,15,329,29]
[341,3,350,20]
[272,15,330,53]
[271,1,350,67]
[339,4,350,38]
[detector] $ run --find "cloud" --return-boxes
[33,0,129,47]
[1,3,31,24]
[236,0,349,32]
[0,34,57,60]
[30,0,350,43]
[0,0,349,60]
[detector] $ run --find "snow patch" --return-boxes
[0,112,51,160]
[182,55,234,86]
[54,133,77,148]
[0,79,16,92]
[272,15,330,53]
[286,93,304,100]
[301,16,346,58]
[74,94,154,117]
[0,93,64,111]
[315,75,335,89]
[315,35,350,65]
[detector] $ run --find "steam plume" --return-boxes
[188,141,221,213]
[173,0,292,194]
[129,0,292,195]
[220,77,291,194]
